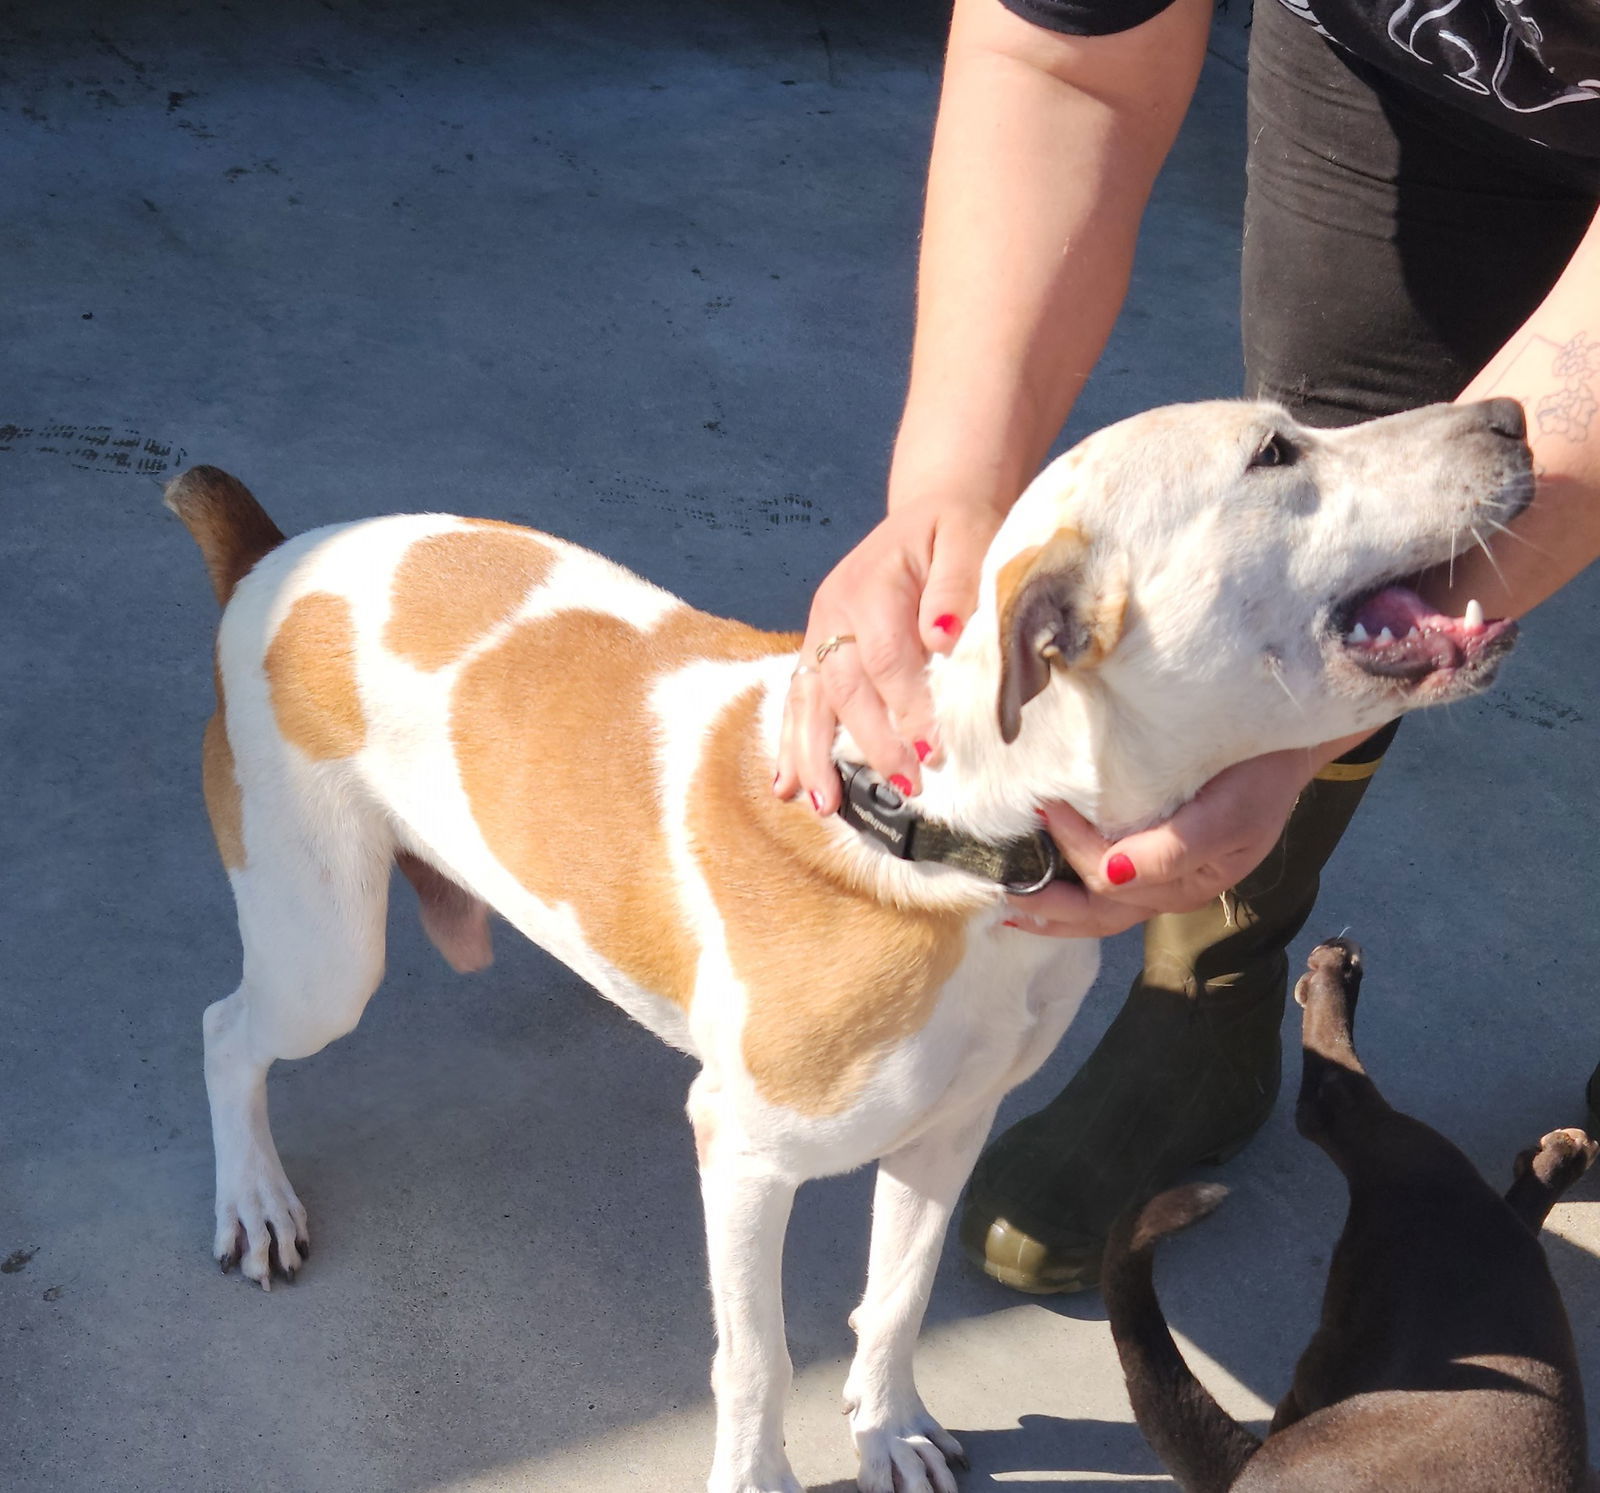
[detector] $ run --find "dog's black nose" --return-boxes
[1482,397,1527,440]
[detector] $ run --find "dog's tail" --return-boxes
[1101,1184,1261,1493]
[164,466,286,606]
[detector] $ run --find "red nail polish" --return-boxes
[889,774,913,797]
[1106,853,1136,886]
[809,792,822,813]
[1001,920,1019,929]
[772,771,782,789]
[932,614,961,637]
[914,740,932,763]
[1035,807,1050,823]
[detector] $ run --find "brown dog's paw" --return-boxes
[1515,1127,1600,1194]
[1294,936,1364,1007]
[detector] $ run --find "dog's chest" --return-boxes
[790,928,1101,1165]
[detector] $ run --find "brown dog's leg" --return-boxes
[1292,938,1389,1164]
[1505,1128,1599,1233]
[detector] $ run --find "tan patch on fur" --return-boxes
[689,691,974,1117]
[994,542,1049,635]
[266,592,368,760]
[1084,571,1129,667]
[202,661,245,870]
[998,526,1127,663]
[452,605,797,1008]
[385,522,556,671]
[995,528,1090,632]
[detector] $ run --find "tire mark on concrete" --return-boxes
[591,483,828,538]
[0,422,187,476]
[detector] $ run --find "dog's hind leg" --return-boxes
[1505,1128,1599,1233]
[843,1106,997,1493]
[205,794,391,1289]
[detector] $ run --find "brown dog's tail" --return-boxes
[1101,1185,1261,1493]
[164,466,286,606]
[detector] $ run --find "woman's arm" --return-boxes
[888,0,1215,517]
[1427,203,1600,619]
[776,0,1214,812]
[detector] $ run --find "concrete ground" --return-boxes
[4,2,1599,1489]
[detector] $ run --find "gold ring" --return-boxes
[815,633,857,665]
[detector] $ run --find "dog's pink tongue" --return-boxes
[1351,586,1444,637]
[1348,585,1490,644]
[1343,585,1510,682]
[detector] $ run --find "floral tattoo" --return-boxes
[1486,330,1599,443]
[1537,332,1599,441]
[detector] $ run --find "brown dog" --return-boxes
[1102,938,1595,1492]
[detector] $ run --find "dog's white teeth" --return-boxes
[1406,625,1420,640]
[1464,598,1484,630]
[1349,622,1369,643]
[1377,627,1395,646]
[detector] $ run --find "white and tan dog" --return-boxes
[170,398,1529,1493]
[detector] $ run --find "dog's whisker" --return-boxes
[1264,652,1307,716]
[1480,517,1552,557]
[1468,526,1511,591]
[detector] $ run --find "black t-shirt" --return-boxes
[1001,0,1600,158]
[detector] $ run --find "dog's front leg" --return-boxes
[844,1105,996,1493]
[699,1137,802,1493]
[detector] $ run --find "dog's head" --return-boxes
[977,398,1531,815]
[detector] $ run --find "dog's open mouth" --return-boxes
[1333,584,1516,686]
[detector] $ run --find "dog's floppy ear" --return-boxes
[995,528,1126,744]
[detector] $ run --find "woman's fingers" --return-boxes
[1003,879,1159,939]
[1036,800,1114,879]
[779,499,1000,812]
[1044,750,1315,915]
[815,646,920,804]
[916,507,989,657]
[839,581,946,775]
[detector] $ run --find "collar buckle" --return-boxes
[837,761,919,859]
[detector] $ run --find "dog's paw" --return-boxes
[214,1156,309,1290]
[1520,1127,1600,1193]
[852,1413,965,1493]
[1295,937,1364,1006]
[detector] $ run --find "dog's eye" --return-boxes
[1249,432,1297,470]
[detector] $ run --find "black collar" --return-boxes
[835,761,1080,895]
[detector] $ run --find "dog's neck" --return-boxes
[910,622,1212,847]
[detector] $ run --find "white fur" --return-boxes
[194,400,1528,1486]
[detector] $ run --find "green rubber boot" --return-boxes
[960,726,1397,1294]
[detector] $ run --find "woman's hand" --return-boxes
[1005,745,1324,938]
[774,494,1008,814]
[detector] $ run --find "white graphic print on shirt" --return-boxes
[1284,0,1600,114]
